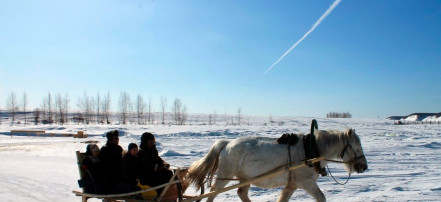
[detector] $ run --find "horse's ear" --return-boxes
[347,129,353,137]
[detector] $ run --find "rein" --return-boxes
[326,165,351,185]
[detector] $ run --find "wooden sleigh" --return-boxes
[73,150,323,202]
[73,151,193,202]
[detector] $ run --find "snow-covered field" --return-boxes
[0,116,440,201]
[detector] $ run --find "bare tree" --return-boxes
[33,108,41,125]
[147,97,153,124]
[136,94,146,125]
[129,100,135,124]
[55,93,69,124]
[55,93,62,124]
[181,105,187,125]
[76,94,84,124]
[237,107,242,125]
[171,98,187,125]
[47,92,53,123]
[160,96,167,125]
[41,98,47,122]
[172,98,181,125]
[102,92,111,124]
[90,96,96,123]
[119,92,131,124]
[22,92,28,125]
[63,94,70,124]
[78,91,92,124]
[7,92,18,125]
[96,92,101,123]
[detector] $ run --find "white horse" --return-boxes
[186,129,368,202]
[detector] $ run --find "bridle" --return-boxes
[339,137,365,164]
[326,135,366,185]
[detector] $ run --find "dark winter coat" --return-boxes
[122,153,141,187]
[138,145,173,187]
[99,144,123,193]
[82,155,104,193]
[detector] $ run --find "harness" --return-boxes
[303,119,327,176]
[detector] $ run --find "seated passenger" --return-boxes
[138,132,173,195]
[81,144,104,194]
[121,143,141,192]
[99,130,123,194]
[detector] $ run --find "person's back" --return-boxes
[138,132,172,194]
[121,143,141,192]
[138,145,164,177]
[99,130,123,194]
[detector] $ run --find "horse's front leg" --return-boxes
[302,180,325,202]
[277,183,297,202]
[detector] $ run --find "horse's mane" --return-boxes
[315,129,352,159]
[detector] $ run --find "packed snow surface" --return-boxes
[1,117,440,201]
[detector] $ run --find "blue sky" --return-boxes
[1,0,440,118]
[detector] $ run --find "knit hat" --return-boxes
[128,143,138,152]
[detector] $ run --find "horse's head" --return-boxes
[341,129,368,173]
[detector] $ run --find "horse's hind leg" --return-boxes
[206,179,230,202]
[302,180,325,202]
[277,183,297,202]
[206,155,237,202]
[237,184,251,202]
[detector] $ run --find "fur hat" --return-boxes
[128,143,138,151]
[106,130,119,139]
[141,132,155,143]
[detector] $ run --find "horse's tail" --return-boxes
[186,139,229,190]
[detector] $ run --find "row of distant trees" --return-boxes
[2,92,351,125]
[326,112,352,118]
[1,91,188,126]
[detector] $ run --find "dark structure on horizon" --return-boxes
[387,112,440,121]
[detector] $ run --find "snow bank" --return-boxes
[422,115,441,122]
[403,115,418,121]
[159,149,188,157]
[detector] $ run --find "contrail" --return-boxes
[262,0,342,75]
